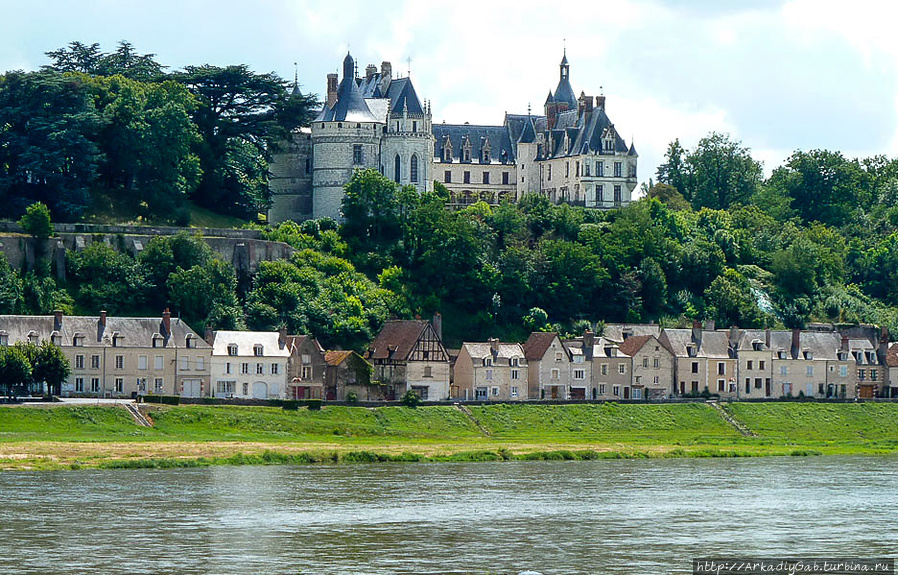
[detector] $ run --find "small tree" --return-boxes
[19,202,53,240]
[33,341,71,396]
[401,390,420,408]
[0,346,32,398]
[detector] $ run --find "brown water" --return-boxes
[0,457,896,574]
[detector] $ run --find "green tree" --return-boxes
[683,132,763,210]
[18,202,53,240]
[0,346,32,397]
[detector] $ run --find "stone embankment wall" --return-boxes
[0,223,293,279]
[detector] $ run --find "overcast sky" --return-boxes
[2,0,897,187]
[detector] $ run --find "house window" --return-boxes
[618,364,626,375]
[483,358,493,367]
[565,162,569,177]
[555,352,563,362]
[717,380,725,392]
[75,355,85,369]
[653,358,660,369]
[840,365,848,377]
[614,185,622,204]
[511,386,519,398]
[239,382,246,396]
[464,171,471,184]
[806,366,814,377]
[353,144,363,165]
[411,154,419,183]
[601,364,608,376]
[394,154,401,183]
[180,356,189,371]
[0,334,7,346]
[152,336,163,348]
[859,369,866,381]
[241,363,249,375]
[216,381,234,395]
[642,358,648,368]
[759,360,766,370]
[491,386,499,397]
[597,184,604,203]
[91,378,100,393]
[228,344,238,356]
[73,335,83,347]
[780,366,788,376]
[196,357,204,371]
[305,158,311,174]
[302,366,312,379]
[445,170,451,183]
[613,385,620,396]
[574,369,585,380]
[511,357,519,367]
[114,378,123,393]
[502,172,509,185]
[755,378,762,389]
[747,360,753,370]
[254,344,264,357]
[691,362,699,374]
[599,384,606,395]
[614,162,622,177]
[482,171,489,184]
[653,376,659,384]
[551,368,560,380]
[271,363,279,375]
[411,386,429,401]
[302,354,311,364]
[256,363,264,375]
[872,369,878,381]
[718,362,726,375]
[511,369,519,380]
[91,355,100,369]
[138,355,147,370]
[423,366,432,378]
[226,362,232,375]
[154,356,163,370]
[75,377,84,392]
[444,147,452,162]
[547,165,552,180]
[486,369,493,381]
[483,149,490,163]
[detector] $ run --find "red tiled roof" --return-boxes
[618,335,653,357]
[367,320,429,360]
[522,332,558,360]
[325,350,353,366]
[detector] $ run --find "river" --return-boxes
[0,456,895,574]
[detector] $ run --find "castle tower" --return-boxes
[380,74,434,194]
[310,52,383,220]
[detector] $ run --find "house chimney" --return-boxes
[489,337,499,354]
[704,319,715,332]
[365,64,377,81]
[878,326,889,363]
[204,324,214,346]
[583,330,595,351]
[692,319,702,344]
[595,95,606,111]
[432,312,443,341]
[279,325,287,349]
[381,61,392,79]
[53,310,63,332]
[765,328,771,348]
[326,73,338,107]
[162,308,171,336]
[841,334,849,351]
[791,328,800,359]
[99,310,107,327]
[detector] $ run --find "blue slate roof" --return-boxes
[433,123,516,164]
[315,53,377,123]
[385,77,425,116]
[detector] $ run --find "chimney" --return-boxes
[692,319,702,344]
[432,312,443,341]
[381,61,392,79]
[162,308,171,336]
[326,73,338,107]
[546,103,557,130]
[878,326,889,364]
[765,328,771,348]
[204,324,214,346]
[53,310,63,332]
[99,310,107,327]
[279,325,287,349]
[365,64,377,81]
[583,330,595,351]
[703,319,715,332]
[791,328,800,359]
[595,95,606,111]
[841,334,849,351]
[489,337,499,354]
[577,92,592,116]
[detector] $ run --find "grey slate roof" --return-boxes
[384,77,425,116]
[553,75,577,109]
[433,123,516,164]
[461,342,525,362]
[603,324,662,343]
[0,314,208,349]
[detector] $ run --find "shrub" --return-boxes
[306,399,322,411]
[401,390,420,408]
[345,391,359,405]
[282,400,300,411]
[143,394,180,405]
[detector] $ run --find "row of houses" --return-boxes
[1,312,896,401]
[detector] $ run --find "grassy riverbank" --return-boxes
[0,402,896,470]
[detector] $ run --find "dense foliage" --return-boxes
[0,41,318,223]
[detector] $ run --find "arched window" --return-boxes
[394,154,401,183]
[410,154,419,183]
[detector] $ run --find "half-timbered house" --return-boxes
[366,319,450,401]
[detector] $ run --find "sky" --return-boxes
[2,0,898,188]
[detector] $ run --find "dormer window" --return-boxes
[152,334,164,348]
[778,351,786,359]
[254,344,264,357]
[228,344,238,357]
[73,333,84,347]
[112,332,123,347]
[186,335,196,349]
[443,145,452,162]
[752,341,762,351]
[483,357,492,367]
[51,331,61,345]
[687,345,697,358]
[0,331,8,347]
[803,351,812,360]
[27,330,39,344]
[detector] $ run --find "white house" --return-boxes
[210,330,290,399]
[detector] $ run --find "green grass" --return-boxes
[2,402,898,470]
[469,402,740,443]
[187,204,250,228]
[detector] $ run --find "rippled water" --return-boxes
[1,457,896,574]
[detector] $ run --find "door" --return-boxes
[623,387,630,399]
[181,379,201,398]
[475,387,488,400]
[765,380,771,397]
[252,382,268,399]
[550,386,559,400]
[570,387,586,400]
[783,382,791,397]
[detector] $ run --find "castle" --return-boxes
[268,51,637,222]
